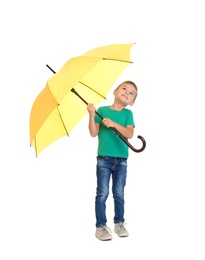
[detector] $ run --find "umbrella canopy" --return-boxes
[30,43,145,156]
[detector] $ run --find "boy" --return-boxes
[87,81,137,241]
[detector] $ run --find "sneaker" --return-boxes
[95,225,113,241]
[114,222,129,237]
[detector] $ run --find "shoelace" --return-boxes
[100,225,112,234]
[117,222,128,231]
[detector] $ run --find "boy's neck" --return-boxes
[110,103,126,111]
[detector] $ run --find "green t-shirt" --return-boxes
[94,106,135,158]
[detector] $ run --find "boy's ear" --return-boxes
[129,100,135,106]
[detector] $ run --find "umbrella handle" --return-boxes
[71,88,146,153]
[46,65,146,153]
[109,128,146,153]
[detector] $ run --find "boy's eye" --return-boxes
[122,87,134,96]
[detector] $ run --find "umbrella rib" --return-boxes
[79,81,107,100]
[57,105,69,136]
[103,58,133,63]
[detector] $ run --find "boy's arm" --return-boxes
[87,104,100,137]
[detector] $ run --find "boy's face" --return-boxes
[114,83,137,106]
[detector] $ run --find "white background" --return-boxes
[0,0,205,259]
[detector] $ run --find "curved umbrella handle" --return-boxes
[111,127,146,153]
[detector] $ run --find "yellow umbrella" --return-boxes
[29,43,146,156]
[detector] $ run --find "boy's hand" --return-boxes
[102,118,115,128]
[87,103,96,117]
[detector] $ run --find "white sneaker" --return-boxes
[114,222,129,237]
[95,225,113,241]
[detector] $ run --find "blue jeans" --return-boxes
[95,155,127,227]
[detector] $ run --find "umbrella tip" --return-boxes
[46,64,56,74]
